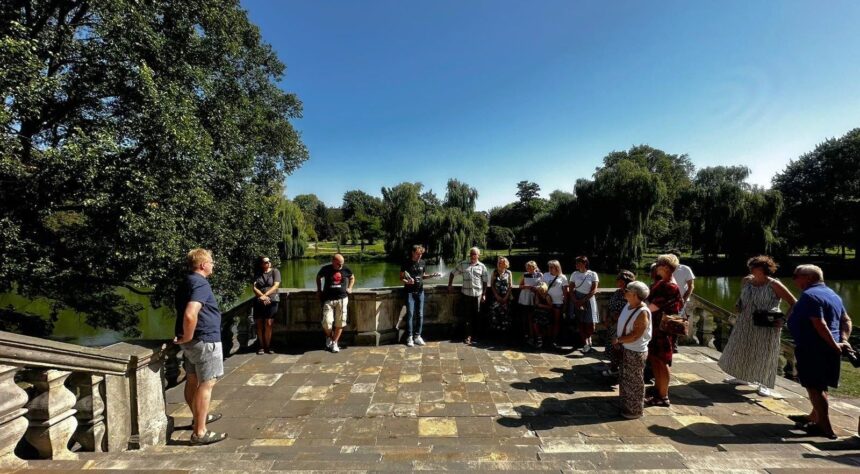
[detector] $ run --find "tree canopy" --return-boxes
[774,128,860,261]
[0,0,307,334]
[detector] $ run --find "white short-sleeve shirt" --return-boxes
[543,273,568,305]
[673,264,695,300]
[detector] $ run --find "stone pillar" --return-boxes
[22,369,78,460]
[0,365,29,468]
[103,374,131,452]
[104,343,170,449]
[68,373,106,452]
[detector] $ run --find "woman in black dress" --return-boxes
[252,256,281,354]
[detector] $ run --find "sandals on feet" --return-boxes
[190,430,228,446]
[799,422,838,440]
[644,396,671,407]
[464,337,472,345]
[206,412,222,424]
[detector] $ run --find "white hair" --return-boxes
[469,247,480,255]
[626,281,650,300]
[794,264,823,282]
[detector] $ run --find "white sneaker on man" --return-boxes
[724,377,748,385]
[414,335,426,346]
[406,336,415,347]
[326,337,332,349]
[331,342,340,353]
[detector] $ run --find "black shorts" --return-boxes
[253,300,279,320]
[796,344,841,391]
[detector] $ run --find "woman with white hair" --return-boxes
[613,281,652,419]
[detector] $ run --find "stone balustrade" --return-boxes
[0,283,793,467]
[0,332,171,468]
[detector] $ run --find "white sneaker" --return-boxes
[406,336,415,347]
[757,385,779,398]
[414,336,426,346]
[581,344,592,354]
[331,342,340,353]
[724,377,748,385]
[326,337,332,349]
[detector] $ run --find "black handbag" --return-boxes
[752,309,784,327]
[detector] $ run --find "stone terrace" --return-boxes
[11,343,860,472]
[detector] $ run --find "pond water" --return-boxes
[2,258,858,346]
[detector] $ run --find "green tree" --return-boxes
[294,193,331,242]
[683,166,783,262]
[773,128,860,261]
[342,190,383,251]
[487,226,514,252]
[516,181,541,205]
[275,198,308,259]
[381,182,426,259]
[0,0,308,334]
[601,146,694,249]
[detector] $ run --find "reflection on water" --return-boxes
[2,259,858,346]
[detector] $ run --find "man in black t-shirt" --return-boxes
[400,244,441,347]
[316,253,355,353]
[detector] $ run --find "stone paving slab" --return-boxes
[15,342,860,471]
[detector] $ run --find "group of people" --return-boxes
[172,246,853,445]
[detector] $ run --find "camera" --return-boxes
[845,348,860,368]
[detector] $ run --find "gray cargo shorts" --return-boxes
[180,340,224,383]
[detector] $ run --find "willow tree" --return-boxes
[276,198,308,260]
[601,145,694,249]
[575,159,664,268]
[381,182,426,259]
[0,0,307,335]
[682,166,783,263]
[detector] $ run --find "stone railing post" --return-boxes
[22,369,78,459]
[0,365,29,468]
[68,373,106,452]
[103,343,170,449]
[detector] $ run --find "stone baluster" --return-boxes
[68,373,106,452]
[0,365,29,468]
[22,370,78,459]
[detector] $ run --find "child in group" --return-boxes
[517,261,543,344]
[529,282,553,349]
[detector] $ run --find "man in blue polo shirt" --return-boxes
[174,248,227,445]
[787,264,852,439]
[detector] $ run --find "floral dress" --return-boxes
[490,269,512,332]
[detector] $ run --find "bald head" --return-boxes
[332,253,344,269]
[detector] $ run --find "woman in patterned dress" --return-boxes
[645,254,683,407]
[718,255,797,397]
[490,257,513,334]
[613,281,652,419]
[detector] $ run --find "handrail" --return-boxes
[0,331,131,376]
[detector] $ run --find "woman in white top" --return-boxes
[518,261,543,343]
[571,256,599,353]
[612,281,652,419]
[543,260,568,348]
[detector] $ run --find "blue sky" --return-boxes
[242,0,860,211]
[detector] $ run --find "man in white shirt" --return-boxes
[670,249,695,353]
[448,247,490,345]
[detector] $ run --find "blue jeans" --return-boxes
[406,291,424,337]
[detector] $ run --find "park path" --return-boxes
[11,342,860,472]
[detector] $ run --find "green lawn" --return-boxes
[832,361,860,398]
